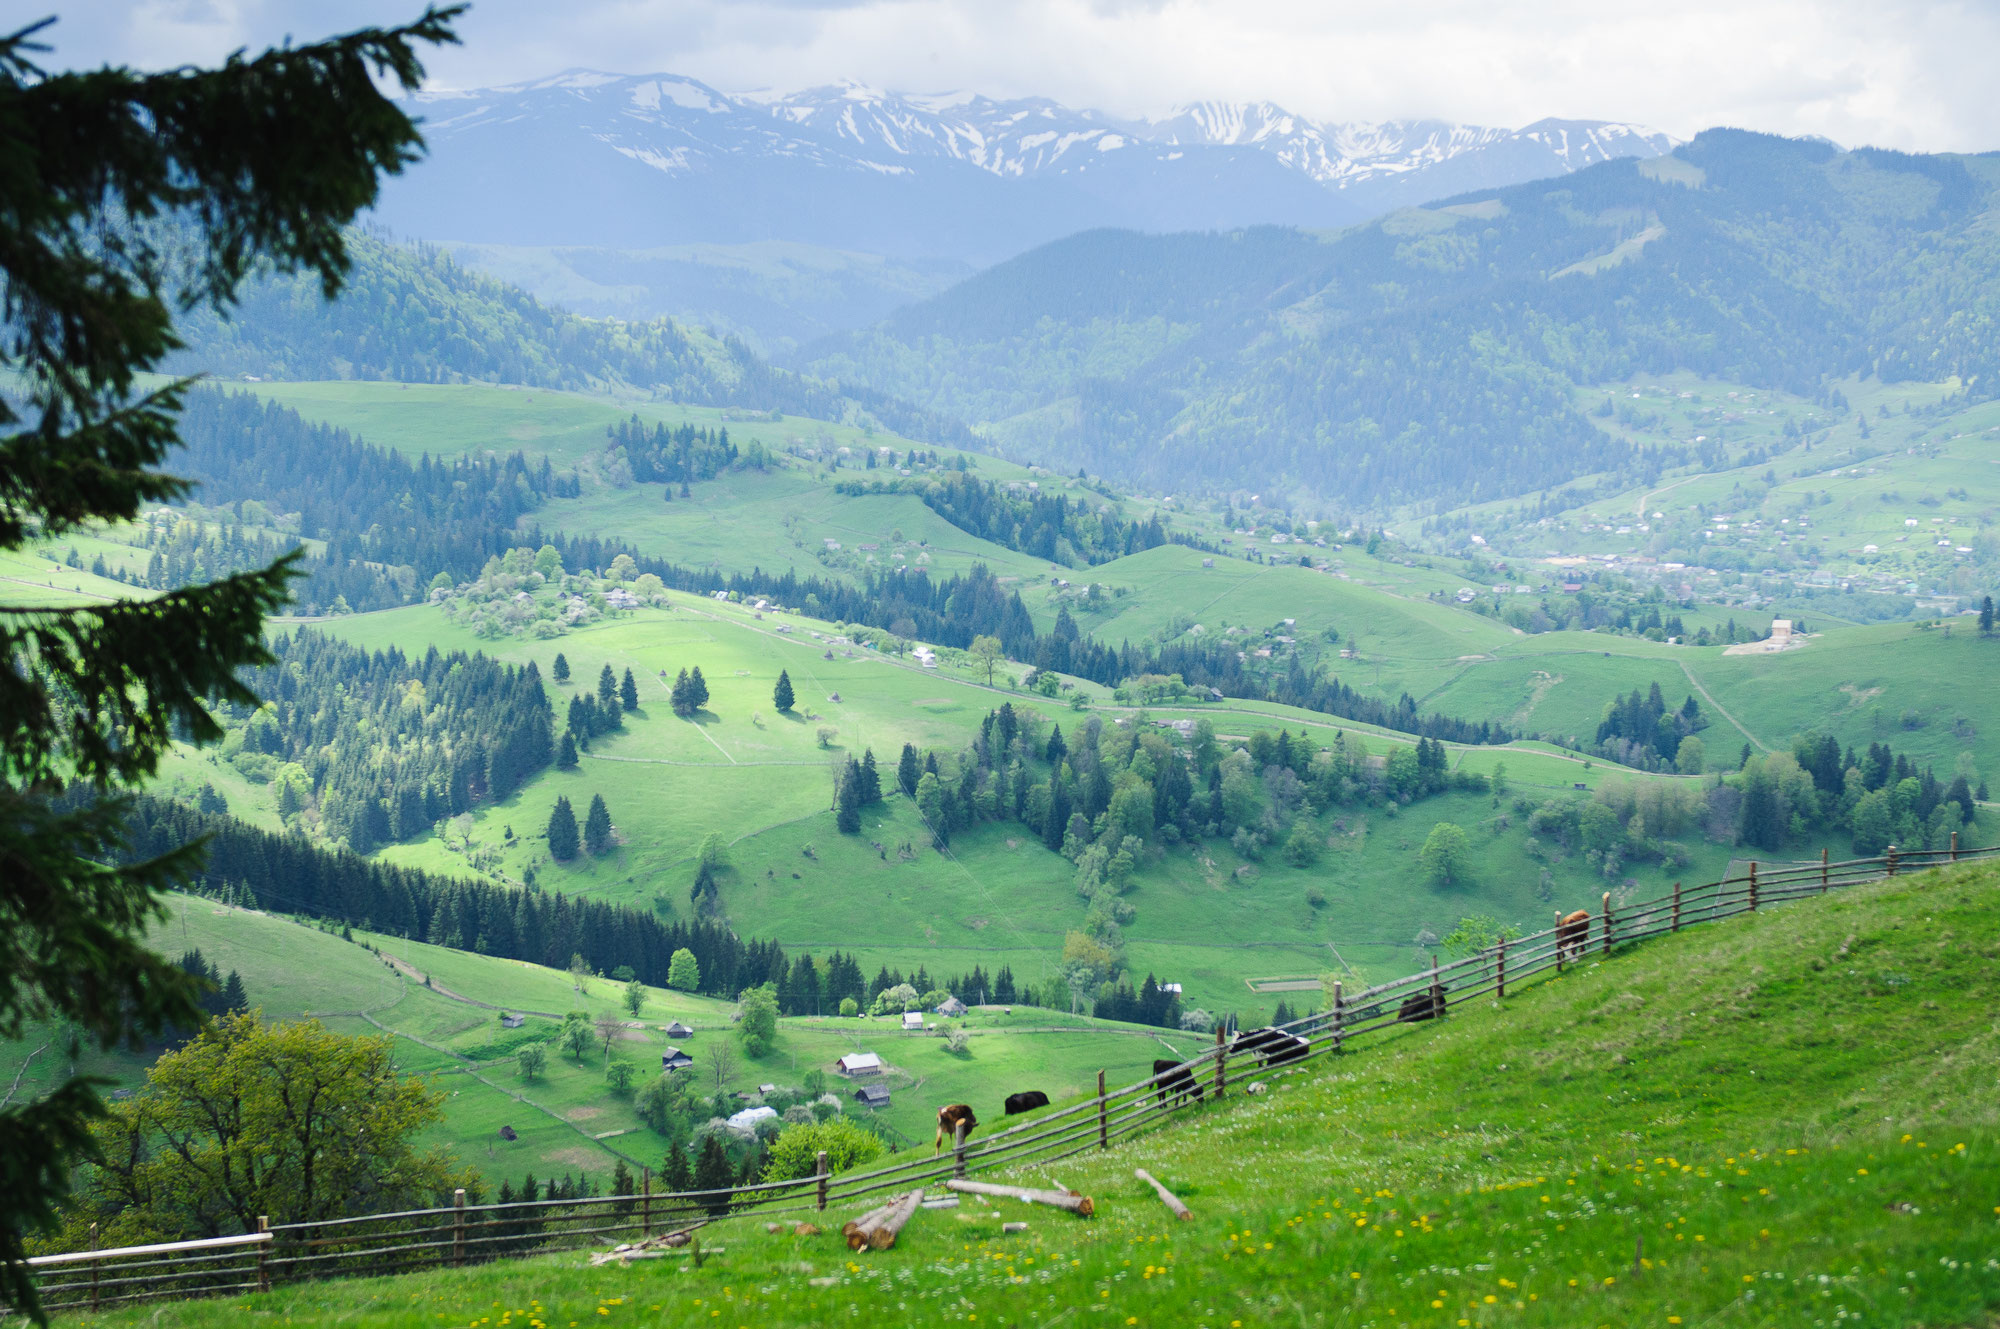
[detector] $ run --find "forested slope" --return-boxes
[802,131,2000,505]
[175,233,972,444]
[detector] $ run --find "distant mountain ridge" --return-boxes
[798,131,2000,508]
[378,70,1672,267]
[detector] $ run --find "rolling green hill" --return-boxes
[63,859,2000,1329]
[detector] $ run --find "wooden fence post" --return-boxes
[1495,935,1506,1000]
[1748,861,1758,912]
[1430,953,1444,1015]
[815,1151,830,1211]
[1821,848,1829,893]
[1600,892,1613,956]
[1951,831,1959,862]
[1331,981,1344,1051]
[88,1221,99,1312]
[1555,909,1565,973]
[1671,880,1682,932]
[1097,1070,1108,1149]
[452,1188,466,1268]
[641,1167,652,1238]
[1213,1025,1227,1099]
[1887,844,1899,877]
[256,1215,270,1294]
[954,1119,970,1179]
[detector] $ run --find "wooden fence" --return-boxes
[14,837,1991,1316]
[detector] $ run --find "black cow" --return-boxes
[1152,1058,1204,1107]
[1233,1026,1310,1067]
[1003,1090,1051,1116]
[1398,988,1444,1023]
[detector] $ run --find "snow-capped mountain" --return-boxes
[378,71,1674,267]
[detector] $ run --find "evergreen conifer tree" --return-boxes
[689,666,710,709]
[584,794,613,856]
[859,748,883,802]
[660,1143,693,1194]
[552,653,570,683]
[773,669,794,712]
[548,796,581,861]
[671,668,694,718]
[836,762,863,834]
[221,971,249,1013]
[620,667,639,711]
[557,731,579,770]
[897,743,921,797]
[693,1134,735,1214]
[0,9,459,1308]
[597,663,617,707]
[1982,596,1995,636]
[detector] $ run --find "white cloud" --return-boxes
[20,0,2000,149]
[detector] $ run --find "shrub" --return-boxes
[838,996,859,1017]
[763,1119,885,1182]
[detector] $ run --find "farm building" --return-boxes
[936,996,968,1017]
[854,1085,892,1109]
[758,1083,778,1095]
[499,1013,524,1029]
[661,1047,694,1072]
[662,1021,694,1038]
[901,1012,924,1031]
[838,1051,884,1076]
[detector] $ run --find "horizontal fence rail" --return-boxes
[12,838,1991,1315]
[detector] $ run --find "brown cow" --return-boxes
[1556,909,1591,961]
[934,1103,977,1152]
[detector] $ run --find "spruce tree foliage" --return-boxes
[773,669,795,713]
[835,760,863,834]
[688,666,710,709]
[597,663,618,708]
[0,7,460,1311]
[859,749,883,803]
[660,1143,693,1195]
[897,743,921,798]
[548,796,581,861]
[693,1133,735,1214]
[584,793,614,857]
[1981,596,1995,636]
[619,667,639,711]
[552,652,570,683]
[670,667,695,718]
[557,731,579,770]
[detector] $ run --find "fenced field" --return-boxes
[16,837,1990,1317]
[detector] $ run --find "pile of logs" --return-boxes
[588,1223,708,1266]
[842,1191,924,1251]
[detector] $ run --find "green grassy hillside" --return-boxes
[0,897,1174,1180]
[63,860,2000,1328]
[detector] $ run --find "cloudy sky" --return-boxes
[16,0,2000,150]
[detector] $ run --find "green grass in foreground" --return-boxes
[57,862,2000,1328]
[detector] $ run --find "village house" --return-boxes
[838,1051,884,1076]
[854,1085,892,1109]
[660,1047,694,1072]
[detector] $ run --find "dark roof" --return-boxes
[854,1085,891,1106]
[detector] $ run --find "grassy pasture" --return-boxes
[65,862,2000,1329]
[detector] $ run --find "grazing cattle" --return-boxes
[1152,1058,1204,1107]
[1003,1090,1051,1116]
[934,1103,978,1152]
[1397,988,1443,1023]
[1556,909,1592,961]
[1232,1026,1311,1067]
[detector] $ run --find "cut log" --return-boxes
[845,1190,923,1251]
[868,1189,924,1250]
[945,1179,1094,1217]
[1134,1169,1192,1221]
[792,1223,822,1236]
[920,1196,961,1210]
[1001,1222,1029,1234]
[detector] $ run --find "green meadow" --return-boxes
[65,860,2000,1329]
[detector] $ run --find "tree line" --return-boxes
[221,631,554,853]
